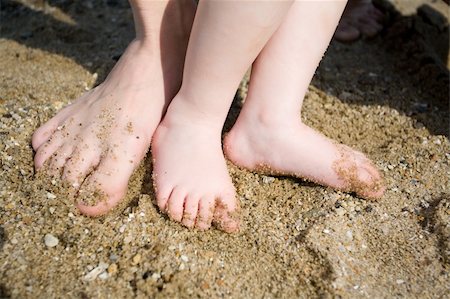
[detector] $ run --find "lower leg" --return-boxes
[152,0,293,232]
[225,0,385,198]
[32,0,195,215]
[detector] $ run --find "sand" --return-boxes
[0,0,449,298]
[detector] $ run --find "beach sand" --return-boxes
[0,0,449,298]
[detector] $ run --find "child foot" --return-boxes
[335,0,384,42]
[32,40,179,216]
[151,100,240,232]
[224,117,385,199]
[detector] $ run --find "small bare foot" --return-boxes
[32,40,179,216]
[335,0,384,42]
[224,118,385,199]
[151,100,240,232]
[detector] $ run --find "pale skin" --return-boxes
[33,0,385,232]
[153,0,384,232]
[32,0,196,215]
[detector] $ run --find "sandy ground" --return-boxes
[0,0,449,298]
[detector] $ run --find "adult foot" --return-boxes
[335,0,384,42]
[151,99,240,232]
[32,40,180,216]
[224,117,385,199]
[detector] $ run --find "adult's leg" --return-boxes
[152,0,293,232]
[224,0,385,199]
[32,0,195,215]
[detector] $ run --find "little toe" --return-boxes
[155,186,172,214]
[213,195,240,233]
[166,187,186,222]
[196,196,215,231]
[182,195,200,228]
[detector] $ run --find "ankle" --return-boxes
[236,107,300,130]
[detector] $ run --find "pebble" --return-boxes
[124,235,133,244]
[46,192,56,200]
[98,271,109,280]
[151,273,161,281]
[132,254,141,265]
[83,262,109,281]
[346,230,353,241]
[10,238,18,245]
[119,224,126,233]
[179,263,186,271]
[108,263,118,275]
[109,253,119,262]
[336,208,346,217]
[49,207,56,214]
[180,255,189,262]
[44,234,59,247]
[323,229,331,234]
[396,279,405,284]
[262,176,275,184]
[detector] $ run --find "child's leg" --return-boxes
[224,1,385,198]
[32,0,195,215]
[152,1,293,232]
[335,0,384,42]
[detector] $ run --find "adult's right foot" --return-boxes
[335,0,384,42]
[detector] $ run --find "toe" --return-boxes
[34,132,65,170]
[76,141,146,216]
[155,186,172,214]
[48,144,74,176]
[369,7,384,20]
[335,22,360,42]
[196,196,215,230]
[32,121,59,151]
[213,194,240,233]
[166,187,186,222]
[182,194,200,228]
[358,19,381,37]
[62,143,101,189]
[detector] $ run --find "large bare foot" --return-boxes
[335,0,384,42]
[32,40,179,216]
[224,117,385,199]
[151,99,240,232]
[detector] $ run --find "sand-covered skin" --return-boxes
[1,0,449,298]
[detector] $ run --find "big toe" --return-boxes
[75,143,143,216]
[355,162,385,199]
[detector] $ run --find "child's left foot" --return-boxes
[224,116,385,199]
[151,99,240,232]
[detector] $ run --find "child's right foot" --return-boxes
[224,117,385,199]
